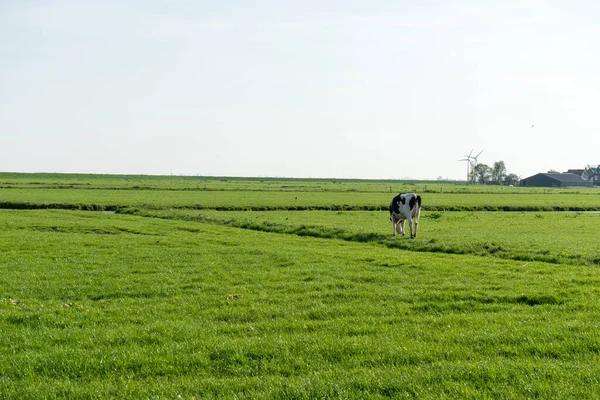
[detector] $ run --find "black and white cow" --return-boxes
[389,193,422,238]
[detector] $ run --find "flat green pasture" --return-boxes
[2,210,600,398]
[143,209,600,266]
[0,171,596,195]
[1,188,600,211]
[0,172,462,192]
[2,173,600,398]
[1,172,600,212]
[0,171,543,192]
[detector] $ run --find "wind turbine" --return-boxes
[458,149,483,183]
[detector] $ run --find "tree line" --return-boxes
[469,162,599,186]
[469,161,520,186]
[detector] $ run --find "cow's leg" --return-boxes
[406,216,413,238]
[398,219,405,236]
[413,208,421,238]
[391,215,397,236]
[413,216,419,238]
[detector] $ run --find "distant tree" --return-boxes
[471,163,491,184]
[491,161,507,185]
[504,173,520,186]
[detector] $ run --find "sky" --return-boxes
[1,1,599,180]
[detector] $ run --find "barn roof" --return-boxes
[565,169,585,176]
[543,173,588,182]
[521,172,594,187]
[544,173,585,182]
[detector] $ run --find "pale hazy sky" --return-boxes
[1,1,599,180]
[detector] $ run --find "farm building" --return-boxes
[565,169,585,177]
[520,173,594,188]
[587,165,600,185]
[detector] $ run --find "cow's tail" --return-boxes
[416,195,422,209]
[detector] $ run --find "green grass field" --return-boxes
[1,172,600,212]
[1,173,600,398]
[143,209,600,266]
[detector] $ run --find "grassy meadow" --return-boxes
[1,173,600,398]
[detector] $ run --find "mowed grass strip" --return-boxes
[139,209,600,266]
[2,210,600,398]
[2,186,600,212]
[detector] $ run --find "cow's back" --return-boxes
[390,193,421,215]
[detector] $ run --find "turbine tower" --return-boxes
[458,149,483,183]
